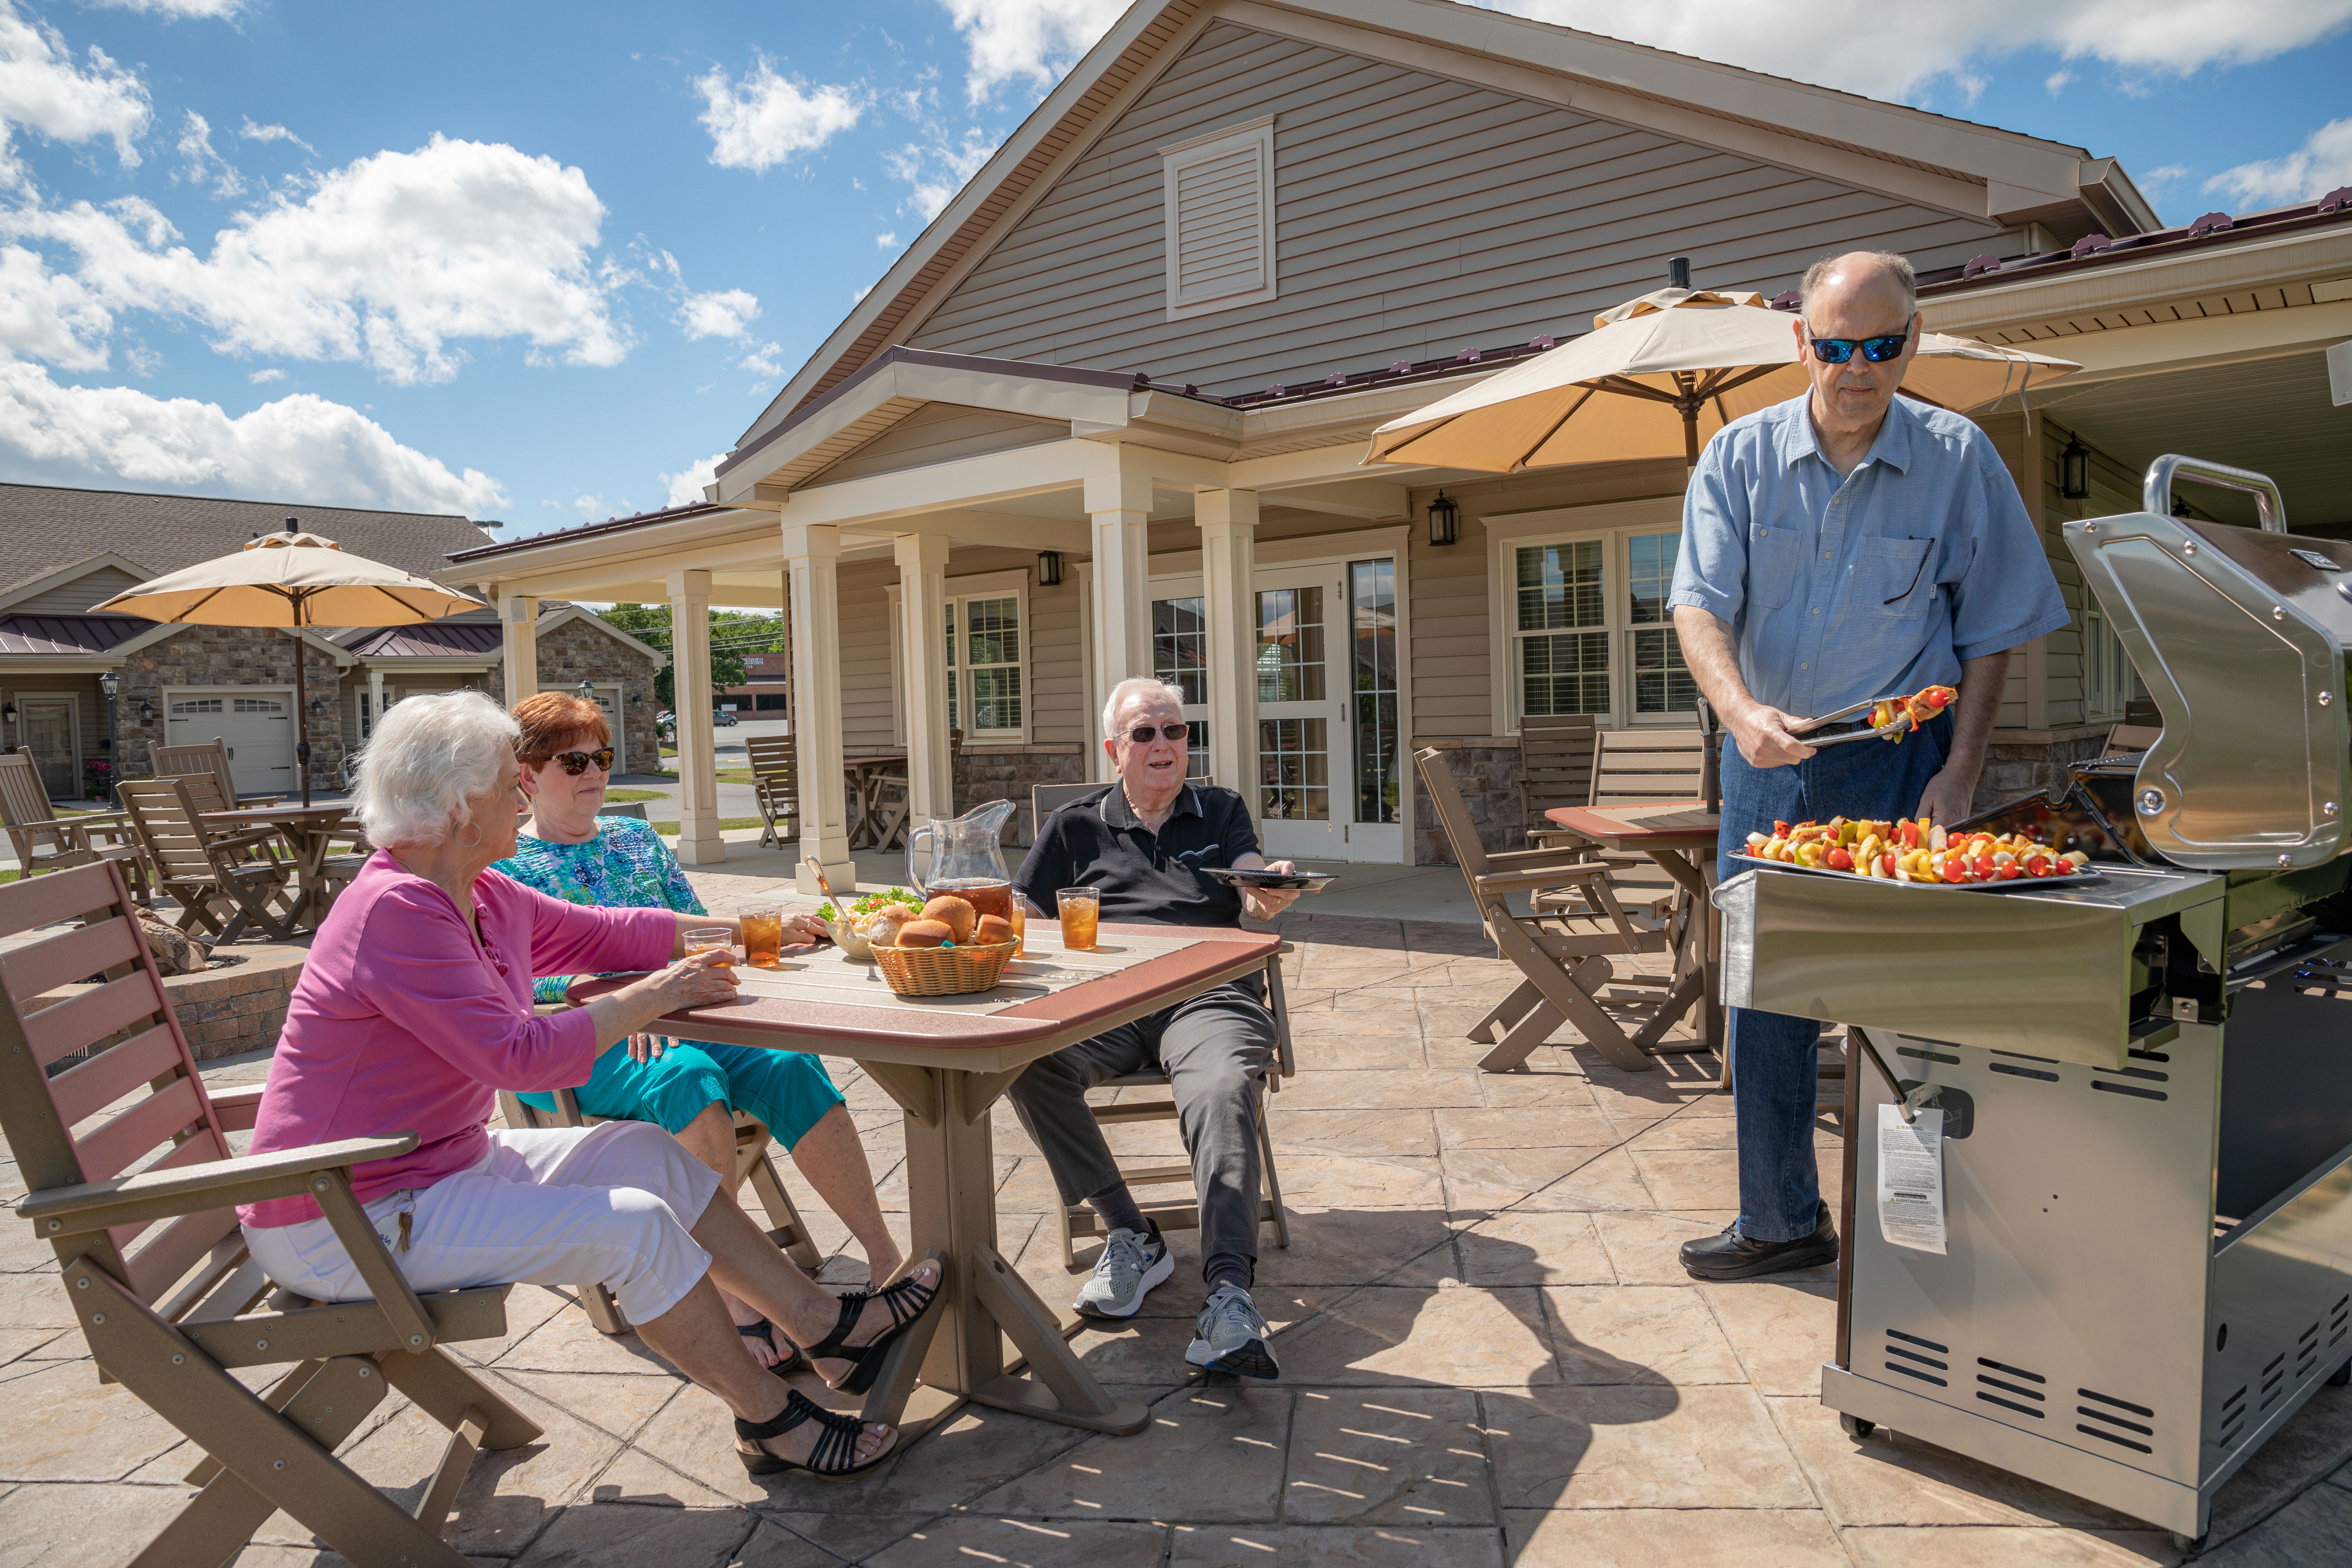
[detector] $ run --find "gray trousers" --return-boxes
[1006,980,1274,1265]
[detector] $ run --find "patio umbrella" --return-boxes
[89,518,487,804]
[1362,284,2081,473]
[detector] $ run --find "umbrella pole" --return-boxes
[293,600,310,807]
[1682,405,1700,469]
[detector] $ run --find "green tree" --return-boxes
[598,603,752,709]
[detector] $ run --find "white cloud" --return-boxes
[738,340,784,378]
[82,0,246,17]
[173,111,242,198]
[679,285,760,340]
[0,240,108,366]
[247,365,280,382]
[572,493,605,519]
[936,0,1125,104]
[1485,0,2352,105]
[884,127,997,223]
[2137,163,2192,198]
[661,451,726,507]
[239,117,314,156]
[0,355,506,513]
[2,134,630,384]
[695,57,862,172]
[0,0,151,186]
[875,230,897,248]
[2045,68,2074,93]
[2206,118,2352,208]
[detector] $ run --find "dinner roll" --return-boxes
[974,913,1013,945]
[895,919,953,948]
[919,895,978,944]
[864,908,916,947]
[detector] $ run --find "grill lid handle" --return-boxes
[2143,454,2288,533]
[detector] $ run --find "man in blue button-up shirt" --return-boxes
[1668,251,2068,1281]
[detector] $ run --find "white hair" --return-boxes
[351,689,519,847]
[1101,677,1189,741]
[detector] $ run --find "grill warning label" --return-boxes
[1877,1102,1947,1254]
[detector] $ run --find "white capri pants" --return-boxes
[244,1121,721,1324]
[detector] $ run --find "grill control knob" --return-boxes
[2137,787,2167,817]
[2323,692,2336,707]
[2274,606,2287,620]
[2328,802,2341,817]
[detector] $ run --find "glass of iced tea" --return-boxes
[1009,899,1026,958]
[1057,887,1100,951]
[740,906,783,968]
[684,925,735,966]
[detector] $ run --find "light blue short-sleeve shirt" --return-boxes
[1667,392,2070,720]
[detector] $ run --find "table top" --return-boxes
[578,920,1281,1072]
[200,803,350,824]
[1547,802,1720,850]
[845,754,908,769]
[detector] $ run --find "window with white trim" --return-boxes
[2085,607,2132,721]
[947,593,1023,737]
[1506,528,1696,727]
[1161,115,1275,321]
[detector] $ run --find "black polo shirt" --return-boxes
[1014,782,1261,929]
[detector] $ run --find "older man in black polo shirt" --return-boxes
[1009,676,1302,1379]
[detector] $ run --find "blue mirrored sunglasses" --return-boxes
[1807,329,1910,364]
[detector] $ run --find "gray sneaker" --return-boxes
[1073,1226,1172,1319]
[1185,1283,1279,1379]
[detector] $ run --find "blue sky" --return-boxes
[0,0,2345,538]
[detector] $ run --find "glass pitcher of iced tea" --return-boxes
[907,798,1018,936]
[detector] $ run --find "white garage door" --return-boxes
[165,691,294,796]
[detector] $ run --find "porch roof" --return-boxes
[0,614,152,658]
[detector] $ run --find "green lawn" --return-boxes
[651,818,766,834]
[602,788,670,803]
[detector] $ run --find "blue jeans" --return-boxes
[1716,712,1953,1242]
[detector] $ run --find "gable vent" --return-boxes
[1162,116,1276,320]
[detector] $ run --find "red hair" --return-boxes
[511,691,611,762]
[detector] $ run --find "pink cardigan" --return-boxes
[240,850,678,1228]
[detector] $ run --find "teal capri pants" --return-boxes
[518,1040,844,1149]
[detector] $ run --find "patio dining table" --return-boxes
[199,801,358,932]
[579,919,1283,1448]
[1545,802,1725,1068]
[842,752,907,850]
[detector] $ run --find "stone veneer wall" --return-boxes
[481,617,663,775]
[117,627,348,782]
[1972,727,2115,817]
[956,745,1091,845]
[1410,743,1524,866]
[36,945,306,1065]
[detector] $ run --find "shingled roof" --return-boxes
[0,483,497,604]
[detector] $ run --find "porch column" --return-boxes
[1197,488,1260,814]
[498,593,537,707]
[895,534,954,824]
[366,666,385,739]
[785,522,854,894]
[666,569,725,866]
[1085,465,1153,783]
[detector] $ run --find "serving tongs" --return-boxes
[1790,695,1918,748]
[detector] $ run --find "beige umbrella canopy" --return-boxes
[1363,284,2081,474]
[91,518,487,804]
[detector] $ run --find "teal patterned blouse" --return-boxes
[492,817,702,1004]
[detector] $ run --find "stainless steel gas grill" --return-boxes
[1716,456,2352,1546]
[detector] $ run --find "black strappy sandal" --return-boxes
[736,1318,806,1375]
[735,1389,894,1479]
[803,1268,941,1396]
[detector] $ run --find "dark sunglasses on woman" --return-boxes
[1124,723,1192,744]
[1806,328,1910,364]
[541,747,615,776]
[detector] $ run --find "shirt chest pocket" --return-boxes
[1749,525,1803,609]
[1858,536,1934,621]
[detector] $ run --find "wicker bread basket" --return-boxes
[871,939,1020,997]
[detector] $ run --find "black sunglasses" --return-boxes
[539,747,615,776]
[1123,723,1191,745]
[1807,328,1910,364]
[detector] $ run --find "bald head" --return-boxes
[1799,250,1916,321]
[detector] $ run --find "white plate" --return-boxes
[1727,852,2096,890]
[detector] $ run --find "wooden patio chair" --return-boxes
[1029,775,1217,848]
[0,859,540,1568]
[2104,722,2162,754]
[495,1084,826,1335]
[1542,729,1709,924]
[1519,713,1599,849]
[0,747,147,899]
[151,735,283,808]
[115,775,298,944]
[1415,745,1665,1073]
[746,735,797,848]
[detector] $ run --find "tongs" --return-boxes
[1790,695,1916,749]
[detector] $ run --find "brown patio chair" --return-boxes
[2104,722,2162,754]
[1029,775,1217,847]
[746,734,797,848]
[1540,728,1708,925]
[495,1079,825,1334]
[866,768,912,852]
[1415,745,1665,1073]
[115,774,298,944]
[0,747,147,899]
[1520,713,1599,849]
[151,735,284,808]
[0,859,539,1568]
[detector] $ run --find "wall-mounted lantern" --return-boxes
[2059,435,2090,500]
[1427,490,1460,548]
[1037,550,1065,587]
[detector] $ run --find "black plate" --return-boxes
[1200,867,1338,892]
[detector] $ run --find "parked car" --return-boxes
[713,709,738,727]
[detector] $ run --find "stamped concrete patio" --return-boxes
[4,892,2351,1566]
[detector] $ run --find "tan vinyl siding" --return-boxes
[840,563,896,752]
[9,565,143,616]
[810,404,1067,486]
[906,19,2019,396]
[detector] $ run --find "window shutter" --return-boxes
[1162,117,1275,320]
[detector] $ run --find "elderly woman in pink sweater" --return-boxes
[238,691,936,1480]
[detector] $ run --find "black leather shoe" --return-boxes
[1679,1208,1839,1281]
